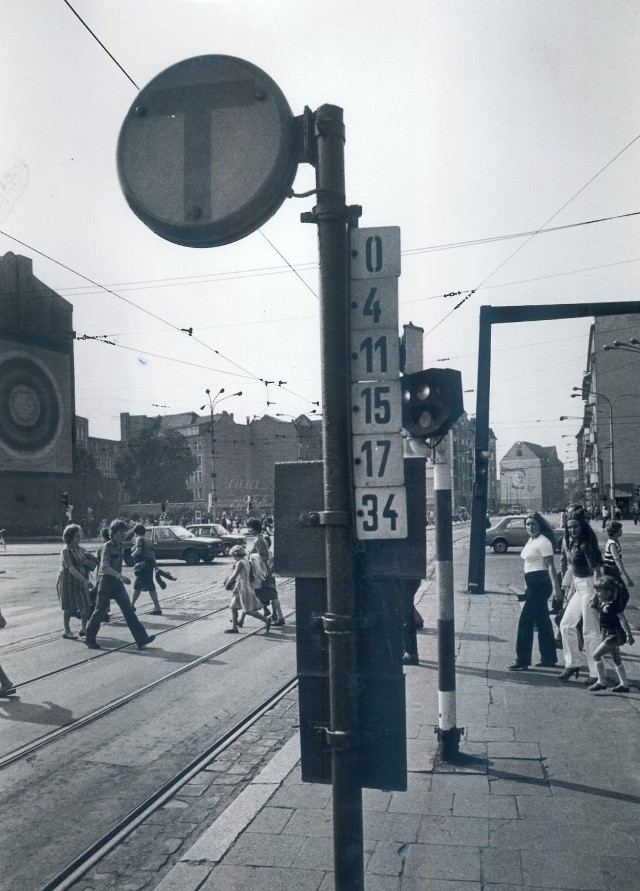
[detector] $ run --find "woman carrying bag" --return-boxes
[558,505,604,683]
[509,512,562,671]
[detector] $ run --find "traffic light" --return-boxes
[60,492,69,509]
[160,502,166,512]
[400,368,464,440]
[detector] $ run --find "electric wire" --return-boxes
[61,0,139,90]
[423,133,640,337]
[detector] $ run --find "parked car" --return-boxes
[186,523,246,555]
[486,515,564,554]
[123,525,224,566]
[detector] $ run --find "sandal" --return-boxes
[62,632,78,640]
[0,685,16,696]
[224,628,239,634]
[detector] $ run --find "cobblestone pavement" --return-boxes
[75,691,300,891]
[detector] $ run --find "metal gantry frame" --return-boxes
[467,300,640,595]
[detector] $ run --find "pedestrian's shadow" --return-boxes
[418,628,508,643]
[0,698,74,726]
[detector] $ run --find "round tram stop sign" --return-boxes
[117,55,298,247]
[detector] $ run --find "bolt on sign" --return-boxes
[350,227,407,540]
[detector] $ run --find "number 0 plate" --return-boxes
[354,487,408,540]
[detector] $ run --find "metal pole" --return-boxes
[468,307,492,593]
[434,434,462,759]
[608,401,615,517]
[210,405,217,522]
[306,104,364,890]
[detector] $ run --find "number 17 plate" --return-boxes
[354,487,408,540]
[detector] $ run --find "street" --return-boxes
[0,548,295,891]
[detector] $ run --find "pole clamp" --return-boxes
[325,729,356,750]
[319,613,357,634]
[298,510,349,527]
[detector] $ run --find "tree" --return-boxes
[115,429,197,503]
[74,444,102,478]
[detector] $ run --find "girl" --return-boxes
[224,546,270,634]
[600,520,635,651]
[589,576,633,692]
[57,524,98,640]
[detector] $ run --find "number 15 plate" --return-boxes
[354,486,408,540]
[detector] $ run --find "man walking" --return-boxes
[85,520,156,651]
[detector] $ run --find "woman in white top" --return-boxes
[509,512,563,671]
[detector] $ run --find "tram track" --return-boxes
[0,579,230,658]
[0,580,295,769]
[36,675,299,891]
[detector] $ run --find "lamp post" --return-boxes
[571,388,615,516]
[200,388,242,522]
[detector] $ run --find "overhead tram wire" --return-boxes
[423,132,640,338]
[61,0,139,90]
[9,210,636,301]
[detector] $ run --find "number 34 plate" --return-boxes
[354,487,408,540]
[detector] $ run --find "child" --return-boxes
[224,546,270,634]
[602,519,635,650]
[589,576,634,692]
[130,525,163,615]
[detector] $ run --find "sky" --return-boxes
[1,0,639,471]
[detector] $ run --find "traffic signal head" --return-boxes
[401,368,464,440]
[60,492,70,508]
[160,502,166,512]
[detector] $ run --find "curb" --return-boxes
[154,733,302,890]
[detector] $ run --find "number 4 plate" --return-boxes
[354,487,408,540]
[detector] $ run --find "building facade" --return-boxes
[425,414,499,519]
[120,410,322,517]
[500,441,564,512]
[573,315,640,517]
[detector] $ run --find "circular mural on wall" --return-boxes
[0,356,62,454]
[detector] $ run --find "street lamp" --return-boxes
[571,387,615,516]
[200,388,242,521]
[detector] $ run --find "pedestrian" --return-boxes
[602,520,634,597]
[224,546,270,633]
[633,502,640,526]
[84,520,156,651]
[485,512,491,529]
[130,525,163,615]
[220,514,228,530]
[509,512,562,671]
[57,523,98,640]
[601,504,609,531]
[589,576,634,692]
[614,505,622,521]
[558,505,604,683]
[247,518,285,625]
[0,608,16,696]
[0,528,6,551]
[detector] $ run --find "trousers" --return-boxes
[515,570,557,666]
[560,575,600,676]
[86,576,149,647]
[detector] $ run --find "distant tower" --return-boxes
[0,252,74,473]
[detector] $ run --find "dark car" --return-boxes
[123,525,224,566]
[486,515,564,554]
[186,523,247,555]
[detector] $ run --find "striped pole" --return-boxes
[434,434,463,760]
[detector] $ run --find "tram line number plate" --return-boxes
[354,486,408,540]
[352,434,404,487]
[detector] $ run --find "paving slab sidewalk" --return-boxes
[156,542,640,891]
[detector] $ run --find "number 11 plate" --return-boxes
[354,487,408,540]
